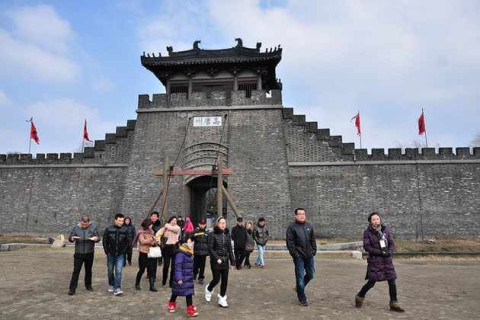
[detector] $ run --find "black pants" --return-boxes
[162,244,176,286]
[234,247,246,269]
[358,279,398,302]
[170,293,193,306]
[124,245,133,266]
[244,252,251,267]
[69,252,94,291]
[208,266,229,297]
[193,255,207,280]
[136,252,155,284]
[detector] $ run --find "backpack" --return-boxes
[245,233,255,252]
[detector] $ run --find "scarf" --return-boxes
[178,243,194,256]
[372,224,388,248]
[133,228,153,247]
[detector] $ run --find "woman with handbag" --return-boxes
[244,220,255,269]
[161,216,181,287]
[135,218,160,292]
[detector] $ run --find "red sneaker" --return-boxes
[167,301,177,313]
[187,305,198,317]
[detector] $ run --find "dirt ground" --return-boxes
[1,247,479,320]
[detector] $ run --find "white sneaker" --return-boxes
[113,288,123,296]
[217,293,228,308]
[108,286,114,292]
[205,284,213,302]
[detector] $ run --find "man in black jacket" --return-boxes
[231,217,248,270]
[193,219,209,284]
[103,213,131,296]
[286,208,317,306]
[68,215,99,295]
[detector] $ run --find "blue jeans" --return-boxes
[107,255,124,290]
[256,245,266,266]
[293,256,315,303]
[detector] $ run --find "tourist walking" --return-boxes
[244,220,255,269]
[253,217,269,268]
[134,218,159,292]
[193,219,209,284]
[231,217,248,270]
[355,212,405,312]
[103,213,131,296]
[123,217,135,266]
[161,216,181,287]
[286,208,317,306]
[150,211,163,267]
[167,233,199,317]
[67,215,99,295]
[205,216,235,308]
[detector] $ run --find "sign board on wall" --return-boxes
[193,116,222,127]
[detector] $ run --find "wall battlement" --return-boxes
[282,107,478,163]
[0,119,137,165]
[138,89,282,109]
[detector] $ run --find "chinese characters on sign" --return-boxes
[193,116,222,127]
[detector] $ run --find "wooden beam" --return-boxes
[217,160,223,217]
[161,156,170,222]
[153,167,232,177]
[221,185,241,218]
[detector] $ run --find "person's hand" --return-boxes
[381,251,391,257]
[178,280,183,285]
[217,259,222,265]
[89,236,98,241]
[72,236,80,240]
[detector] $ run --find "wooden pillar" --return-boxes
[188,77,192,99]
[257,74,262,90]
[233,75,238,91]
[161,156,170,222]
[217,159,223,217]
[221,185,240,218]
[166,80,171,96]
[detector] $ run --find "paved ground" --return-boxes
[1,247,479,320]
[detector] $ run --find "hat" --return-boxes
[237,217,243,222]
[199,219,206,224]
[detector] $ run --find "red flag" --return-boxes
[351,111,361,135]
[418,109,426,135]
[30,121,40,144]
[83,119,92,142]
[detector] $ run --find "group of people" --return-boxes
[67,208,404,317]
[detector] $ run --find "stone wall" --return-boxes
[0,165,127,234]
[289,161,480,239]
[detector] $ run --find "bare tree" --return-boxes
[471,133,480,147]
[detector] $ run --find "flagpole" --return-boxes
[358,110,362,149]
[359,134,362,149]
[422,108,428,148]
[27,118,32,154]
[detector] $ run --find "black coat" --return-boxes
[286,221,317,259]
[69,222,99,254]
[102,225,132,256]
[208,227,234,270]
[193,227,209,256]
[124,223,136,246]
[231,225,248,249]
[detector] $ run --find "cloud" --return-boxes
[0,5,79,82]
[92,77,114,92]
[0,90,10,105]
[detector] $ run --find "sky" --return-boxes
[0,0,479,154]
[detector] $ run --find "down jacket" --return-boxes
[363,224,397,282]
[286,221,317,259]
[208,227,235,270]
[172,246,195,296]
[193,227,209,256]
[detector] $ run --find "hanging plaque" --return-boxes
[193,116,222,127]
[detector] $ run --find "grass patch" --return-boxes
[0,234,50,244]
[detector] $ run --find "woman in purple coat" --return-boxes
[355,212,405,312]
[167,233,198,317]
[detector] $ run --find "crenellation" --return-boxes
[152,94,168,107]
[6,154,19,164]
[59,153,72,162]
[473,147,480,158]
[371,148,386,160]
[342,143,355,155]
[94,140,106,151]
[316,129,330,140]
[282,108,293,119]
[138,94,152,108]
[329,135,342,147]
[354,149,368,160]
[292,114,306,126]
[116,126,128,137]
[388,148,402,159]
[404,148,419,159]
[0,154,6,164]
[305,121,318,133]
[421,148,436,159]
[20,154,33,163]
[126,120,136,130]
[456,147,471,159]
[105,134,116,144]
[83,147,95,158]
[438,147,453,159]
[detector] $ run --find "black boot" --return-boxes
[149,278,158,292]
[135,274,141,290]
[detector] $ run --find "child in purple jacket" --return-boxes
[167,233,198,317]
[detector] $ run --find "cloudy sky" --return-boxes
[1,0,479,154]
